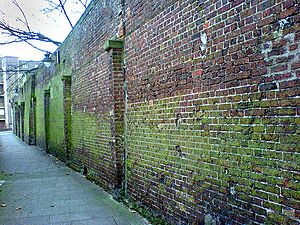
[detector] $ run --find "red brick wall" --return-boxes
[125,0,300,224]
[13,0,300,224]
[58,0,124,190]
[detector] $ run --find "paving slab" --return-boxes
[0,131,149,225]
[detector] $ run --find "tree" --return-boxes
[43,0,89,29]
[0,0,90,52]
[0,0,90,104]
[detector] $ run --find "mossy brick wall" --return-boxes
[48,75,65,160]
[13,0,126,191]
[13,65,64,159]
[32,64,65,161]
[35,85,46,150]
[62,74,72,162]
[125,0,300,224]
[57,0,124,190]
[22,82,30,143]
[11,0,300,224]
[14,61,67,162]
[14,76,32,143]
[13,104,20,137]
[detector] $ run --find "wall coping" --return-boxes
[103,39,124,51]
[61,75,71,81]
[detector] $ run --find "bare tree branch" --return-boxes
[5,68,39,95]
[42,0,74,28]
[23,40,50,53]
[78,0,88,8]
[0,0,90,52]
[0,0,61,50]
[1,61,38,74]
[1,61,41,83]
[13,0,31,31]
[59,0,74,28]
[42,0,67,14]
[0,21,61,46]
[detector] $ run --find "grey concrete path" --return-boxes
[0,131,148,225]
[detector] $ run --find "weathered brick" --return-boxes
[12,0,300,224]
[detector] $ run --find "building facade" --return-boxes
[0,59,4,129]
[0,56,40,130]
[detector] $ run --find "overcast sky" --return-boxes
[0,0,88,61]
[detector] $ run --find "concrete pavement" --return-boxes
[0,131,148,225]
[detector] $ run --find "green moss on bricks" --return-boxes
[35,88,47,149]
[103,39,124,51]
[266,212,290,225]
[48,75,65,160]
[10,1,300,222]
[71,110,116,188]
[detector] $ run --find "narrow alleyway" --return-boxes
[0,131,147,225]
